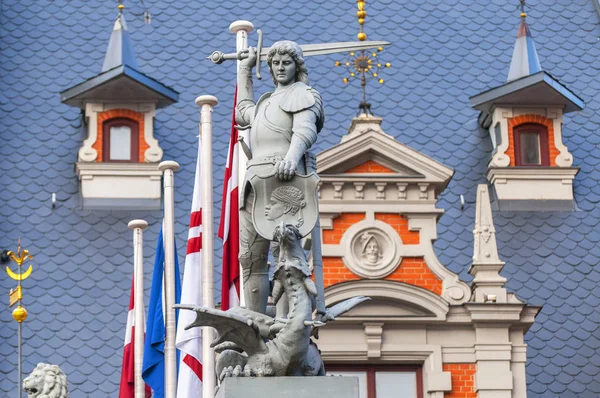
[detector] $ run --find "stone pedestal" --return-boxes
[215,376,359,398]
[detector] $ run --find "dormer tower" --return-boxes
[470,9,584,211]
[60,4,178,210]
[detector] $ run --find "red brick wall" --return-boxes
[323,213,366,244]
[95,108,147,162]
[322,213,442,294]
[443,364,476,398]
[322,256,442,294]
[374,213,420,244]
[506,114,557,166]
[345,160,395,173]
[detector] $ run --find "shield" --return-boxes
[250,172,320,240]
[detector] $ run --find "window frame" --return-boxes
[102,117,139,162]
[513,123,549,166]
[326,364,423,398]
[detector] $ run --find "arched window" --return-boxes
[513,123,549,166]
[102,118,139,162]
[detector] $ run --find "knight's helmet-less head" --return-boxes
[267,40,309,86]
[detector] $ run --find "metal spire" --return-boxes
[335,0,391,116]
[101,1,139,72]
[507,1,541,82]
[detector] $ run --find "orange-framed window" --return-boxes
[102,118,139,162]
[327,364,423,398]
[513,123,549,166]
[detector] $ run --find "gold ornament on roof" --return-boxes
[6,239,33,283]
[6,239,34,398]
[519,0,527,19]
[5,238,33,317]
[335,0,391,115]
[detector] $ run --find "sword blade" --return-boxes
[258,40,390,60]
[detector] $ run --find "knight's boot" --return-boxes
[240,252,270,314]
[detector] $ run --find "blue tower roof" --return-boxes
[101,6,139,72]
[60,5,178,109]
[507,17,542,82]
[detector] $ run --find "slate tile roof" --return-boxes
[1,0,599,396]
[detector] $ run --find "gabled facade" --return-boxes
[1,1,600,397]
[317,115,538,397]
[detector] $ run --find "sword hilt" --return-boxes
[207,50,250,64]
[208,29,264,81]
[255,29,263,80]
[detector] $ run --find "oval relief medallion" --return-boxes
[341,220,403,279]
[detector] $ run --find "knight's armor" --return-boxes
[236,80,324,314]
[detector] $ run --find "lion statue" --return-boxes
[23,363,69,398]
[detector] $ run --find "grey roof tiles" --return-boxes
[1,0,600,396]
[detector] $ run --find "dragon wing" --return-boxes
[175,304,268,356]
[326,296,371,319]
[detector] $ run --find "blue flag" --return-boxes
[142,228,182,398]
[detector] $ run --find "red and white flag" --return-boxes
[175,135,204,397]
[218,91,241,310]
[119,277,151,398]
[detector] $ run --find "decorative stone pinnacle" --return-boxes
[469,185,510,303]
[472,185,501,264]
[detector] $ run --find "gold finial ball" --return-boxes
[343,78,349,84]
[385,62,391,68]
[521,12,526,18]
[378,79,384,84]
[358,32,367,41]
[12,305,28,323]
[378,46,383,52]
[335,61,341,66]
[373,72,378,77]
[357,10,366,19]
[118,4,124,9]
[358,18,365,25]
[345,61,350,66]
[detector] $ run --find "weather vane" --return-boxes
[335,0,391,115]
[5,238,33,397]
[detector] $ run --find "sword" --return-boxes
[208,32,390,80]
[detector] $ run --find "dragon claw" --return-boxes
[244,365,252,377]
[220,366,234,381]
[233,365,243,377]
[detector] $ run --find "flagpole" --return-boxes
[230,20,253,305]
[158,160,180,398]
[195,94,218,397]
[128,219,148,398]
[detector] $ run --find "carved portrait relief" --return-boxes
[360,232,383,265]
[341,220,404,279]
[250,172,320,240]
[264,185,306,228]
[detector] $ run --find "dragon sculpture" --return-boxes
[177,223,369,381]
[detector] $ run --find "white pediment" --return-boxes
[317,120,453,186]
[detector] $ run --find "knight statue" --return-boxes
[236,40,324,314]
[176,39,369,381]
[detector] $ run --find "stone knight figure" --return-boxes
[236,41,325,314]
